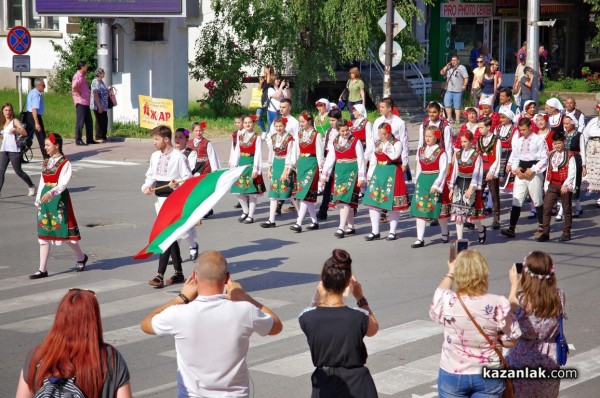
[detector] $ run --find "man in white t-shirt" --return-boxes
[266,98,299,141]
[141,251,283,398]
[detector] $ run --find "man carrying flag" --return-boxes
[142,125,192,288]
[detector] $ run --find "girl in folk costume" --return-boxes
[453,106,479,152]
[555,115,586,220]
[545,98,565,135]
[314,98,331,138]
[476,117,502,229]
[363,123,410,241]
[520,100,539,133]
[496,109,518,189]
[477,96,501,135]
[290,112,324,232]
[417,102,452,156]
[30,133,88,279]
[261,117,297,228]
[409,126,450,248]
[449,130,487,242]
[320,119,366,238]
[350,104,372,148]
[187,121,221,177]
[582,104,600,206]
[534,113,553,152]
[230,114,266,224]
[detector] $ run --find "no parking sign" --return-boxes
[7,26,32,55]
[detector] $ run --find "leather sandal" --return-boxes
[411,239,425,248]
[76,254,89,272]
[364,233,380,241]
[334,229,345,238]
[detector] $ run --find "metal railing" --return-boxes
[403,61,427,110]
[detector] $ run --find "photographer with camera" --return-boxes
[264,74,290,136]
[256,66,275,134]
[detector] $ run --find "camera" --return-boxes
[281,79,290,89]
[515,262,523,274]
[449,239,469,262]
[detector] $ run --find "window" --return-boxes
[3,0,58,30]
[134,22,164,42]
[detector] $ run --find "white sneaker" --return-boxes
[28,187,36,197]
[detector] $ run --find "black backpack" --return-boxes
[34,376,85,398]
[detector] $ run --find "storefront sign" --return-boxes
[139,95,174,131]
[441,2,493,18]
[36,0,182,15]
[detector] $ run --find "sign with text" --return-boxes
[36,0,182,16]
[440,2,492,18]
[13,55,31,72]
[139,95,174,131]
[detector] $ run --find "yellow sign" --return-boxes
[249,88,263,109]
[139,95,174,131]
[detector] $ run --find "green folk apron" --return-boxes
[269,157,294,199]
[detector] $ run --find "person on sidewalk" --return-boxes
[501,118,548,239]
[141,250,282,398]
[537,132,575,242]
[141,125,192,288]
[440,56,469,124]
[72,60,96,145]
[24,78,49,159]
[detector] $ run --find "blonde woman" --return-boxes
[430,249,521,397]
[340,67,365,120]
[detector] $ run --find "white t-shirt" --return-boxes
[0,119,19,153]
[152,294,274,398]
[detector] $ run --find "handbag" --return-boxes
[108,87,117,109]
[556,314,568,366]
[473,86,483,99]
[457,295,514,398]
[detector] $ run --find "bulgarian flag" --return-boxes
[134,166,248,259]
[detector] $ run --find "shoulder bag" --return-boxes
[440,67,460,102]
[556,312,568,366]
[108,86,117,109]
[457,295,514,398]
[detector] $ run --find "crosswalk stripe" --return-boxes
[0,273,75,293]
[559,347,600,391]
[249,319,302,348]
[250,320,443,377]
[372,354,440,395]
[78,160,138,166]
[0,279,142,314]
[0,292,174,333]
[0,266,11,270]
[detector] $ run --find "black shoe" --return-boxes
[353,208,358,216]
[334,229,345,238]
[528,210,537,220]
[572,209,583,218]
[344,227,356,235]
[491,220,501,230]
[558,234,571,242]
[536,234,550,242]
[386,232,397,241]
[364,233,380,241]
[75,140,87,146]
[165,272,185,285]
[203,209,214,219]
[478,226,487,244]
[238,213,248,223]
[76,254,89,272]
[317,213,328,221]
[234,203,242,209]
[441,233,449,244]
[429,220,439,227]
[190,244,199,261]
[87,140,99,145]
[289,224,302,233]
[260,220,276,228]
[411,239,425,248]
[29,270,48,279]
[464,222,475,231]
[276,201,283,215]
[501,228,516,238]
[243,216,254,224]
[306,223,319,230]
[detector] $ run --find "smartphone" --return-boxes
[515,262,524,274]
[449,239,469,261]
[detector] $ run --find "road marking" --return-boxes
[373,354,440,395]
[0,266,10,270]
[78,159,138,166]
[104,325,150,347]
[0,279,141,314]
[560,347,600,391]
[249,318,302,348]
[0,292,174,333]
[250,320,443,377]
[132,382,178,397]
[0,273,75,293]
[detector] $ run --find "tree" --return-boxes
[584,0,600,46]
[193,0,432,109]
[49,18,97,93]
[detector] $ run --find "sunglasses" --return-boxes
[477,61,484,64]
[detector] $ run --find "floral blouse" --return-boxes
[90,78,109,111]
[429,288,521,374]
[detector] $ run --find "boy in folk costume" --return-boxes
[187,121,221,218]
[496,109,517,190]
[537,132,576,242]
[230,114,245,209]
[555,115,585,220]
[476,117,502,229]
[317,109,342,221]
[142,125,192,288]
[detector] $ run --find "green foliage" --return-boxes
[49,18,97,93]
[585,0,600,46]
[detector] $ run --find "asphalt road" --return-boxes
[1,137,599,397]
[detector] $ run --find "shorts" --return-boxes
[444,90,463,110]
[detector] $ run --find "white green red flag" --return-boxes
[134,166,248,259]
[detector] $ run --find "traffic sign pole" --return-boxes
[384,0,394,98]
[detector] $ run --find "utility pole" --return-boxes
[97,19,113,132]
[383,0,393,98]
[526,0,540,101]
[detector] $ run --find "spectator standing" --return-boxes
[512,53,527,101]
[440,56,469,124]
[0,102,36,198]
[516,41,527,64]
[469,41,482,70]
[265,75,289,134]
[479,64,498,104]
[340,67,366,120]
[141,250,282,398]
[517,66,534,109]
[471,56,486,107]
[72,60,96,145]
[90,67,111,143]
[256,65,275,134]
[480,46,492,65]
[495,88,521,123]
[24,78,48,159]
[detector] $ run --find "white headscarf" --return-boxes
[352,104,367,119]
[545,98,564,112]
[563,114,579,129]
[315,98,331,112]
[499,109,515,121]
[523,100,536,111]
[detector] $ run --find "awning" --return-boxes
[540,0,574,13]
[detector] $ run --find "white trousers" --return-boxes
[512,174,544,207]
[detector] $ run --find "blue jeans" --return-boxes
[444,91,463,111]
[438,368,504,398]
[267,110,279,131]
[255,108,267,132]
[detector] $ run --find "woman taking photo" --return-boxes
[16,288,131,397]
[30,133,88,279]
[91,68,112,143]
[299,249,378,398]
[429,249,521,397]
[0,102,36,198]
[507,251,566,397]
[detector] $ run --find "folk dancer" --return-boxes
[188,121,221,219]
[545,98,564,136]
[476,117,502,229]
[317,109,342,221]
[555,115,585,219]
[582,104,600,207]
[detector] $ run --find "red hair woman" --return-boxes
[16,289,131,397]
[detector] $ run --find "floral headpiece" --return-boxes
[596,104,600,111]
[183,129,190,137]
[523,256,554,280]
[250,114,258,122]
[281,117,288,125]
[200,121,207,129]
[48,133,56,144]
[300,112,311,121]
[346,121,353,127]
[384,124,392,134]
[434,130,442,139]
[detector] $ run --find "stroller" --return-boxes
[18,113,34,163]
